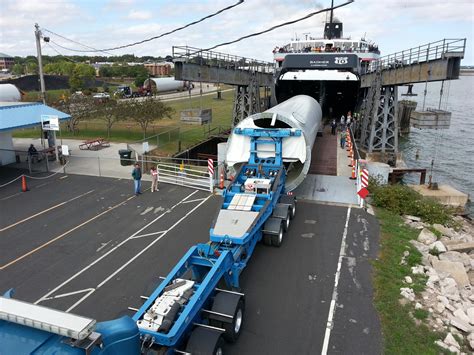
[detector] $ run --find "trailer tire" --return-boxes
[263,233,272,246]
[290,202,296,219]
[209,292,245,343]
[185,327,224,355]
[271,223,284,247]
[283,212,290,232]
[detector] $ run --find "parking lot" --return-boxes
[0,168,381,354]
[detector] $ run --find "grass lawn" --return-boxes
[14,90,234,154]
[373,208,448,354]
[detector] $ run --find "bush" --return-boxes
[369,181,455,227]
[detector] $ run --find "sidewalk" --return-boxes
[12,138,144,180]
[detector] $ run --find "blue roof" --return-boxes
[0,102,71,132]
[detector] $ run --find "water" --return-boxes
[398,75,474,215]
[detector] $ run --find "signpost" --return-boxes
[41,115,60,161]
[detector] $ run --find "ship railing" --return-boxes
[172,45,274,73]
[367,38,466,73]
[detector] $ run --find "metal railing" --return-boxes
[157,162,212,192]
[127,127,181,152]
[172,46,274,74]
[366,38,466,73]
[1,149,215,192]
[0,148,62,175]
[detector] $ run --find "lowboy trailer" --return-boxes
[0,127,299,354]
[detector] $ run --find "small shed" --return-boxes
[0,102,71,165]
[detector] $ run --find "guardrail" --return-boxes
[172,45,274,74]
[366,38,466,73]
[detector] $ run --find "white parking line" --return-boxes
[35,190,201,305]
[42,288,95,301]
[0,190,95,232]
[130,231,167,240]
[182,197,208,204]
[321,207,351,355]
[68,194,212,312]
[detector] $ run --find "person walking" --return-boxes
[340,114,345,129]
[331,119,337,135]
[150,166,159,192]
[339,130,346,149]
[132,163,142,195]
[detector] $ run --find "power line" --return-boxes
[199,0,354,53]
[42,0,244,53]
[44,42,79,63]
[42,30,115,56]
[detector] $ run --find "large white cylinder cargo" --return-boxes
[143,77,188,93]
[0,84,21,102]
[226,95,322,191]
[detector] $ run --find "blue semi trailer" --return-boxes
[0,127,299,354]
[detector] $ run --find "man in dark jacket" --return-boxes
[131,163,142,195]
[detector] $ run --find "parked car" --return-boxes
[93,92,110,99]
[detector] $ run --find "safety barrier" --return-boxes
[347,126,367,208]
[157,162,212,192]
[1,151,216,193]
[172,45,274,74]
[367,38,466,73]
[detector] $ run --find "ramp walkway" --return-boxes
[308,126,337,176]
[295,126,358,206]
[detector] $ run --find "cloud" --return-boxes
[0,0,472,64]
[127,10,153,21]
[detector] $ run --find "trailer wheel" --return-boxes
[271,223,284,247]
[263,233,272,246]
[185,327,224,355]
[209,292,245,343]
[282,212,290,232]
[290,202,296,220]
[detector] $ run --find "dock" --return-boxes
[0,147,380,353]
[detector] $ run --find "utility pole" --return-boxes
[35,23,57,152]
[34,23,46,104]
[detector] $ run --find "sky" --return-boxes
[0,0,473,64]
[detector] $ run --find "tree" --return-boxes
[134,73,148,87]
[69,63,95,91]
[25,62,38,74]
[96,99,121,138]
[123,98,174,138]
[57,94,95,134]
[12,64,24,75]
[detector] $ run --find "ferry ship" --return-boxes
[273,2,380,117]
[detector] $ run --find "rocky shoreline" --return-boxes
[400,215,474,353]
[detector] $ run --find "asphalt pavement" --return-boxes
[0,168,381,354]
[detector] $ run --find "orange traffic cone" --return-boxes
[21,175,28,192]
[349,166,356,180]
[219,172,224,189]
[348,158,354,167]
